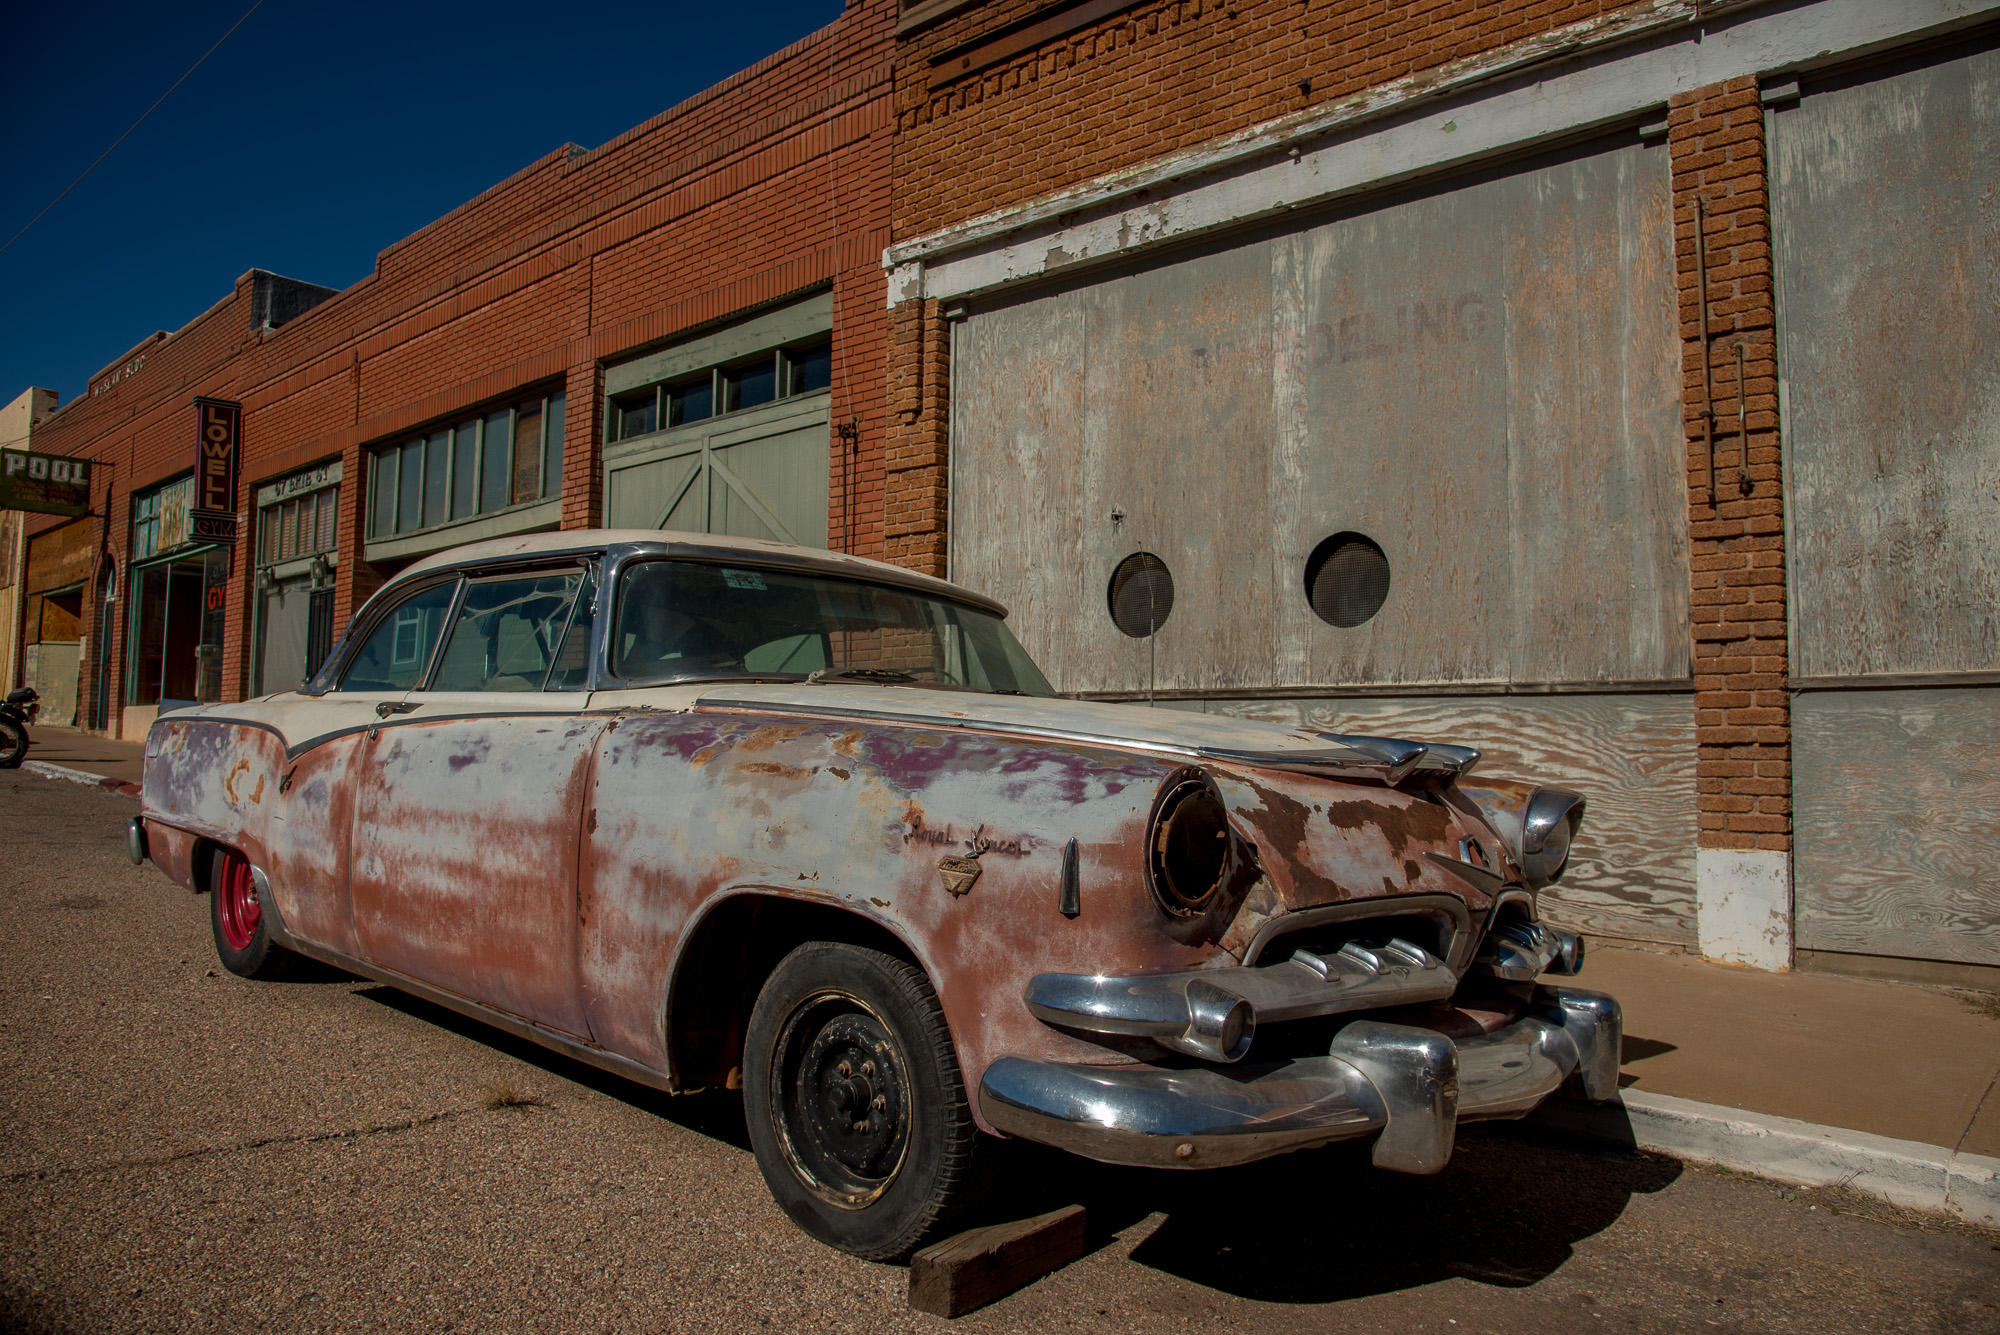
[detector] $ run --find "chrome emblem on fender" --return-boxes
[937,854,983,896]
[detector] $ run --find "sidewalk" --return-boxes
[18,725,144,787]
[1584,943,2000,1159]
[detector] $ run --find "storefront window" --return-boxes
[127,550,228,707]
[252,461,341,696]
[366,390,565,540]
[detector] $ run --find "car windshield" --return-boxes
[610,559,1054,696]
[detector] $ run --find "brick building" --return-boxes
[11,0,892,738]
[880,0,2000,985]
[8,0,1995,987]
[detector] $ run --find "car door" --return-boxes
[268,575,462,956]
[348,564,604,1038]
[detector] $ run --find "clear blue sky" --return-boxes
[0,0,845,411]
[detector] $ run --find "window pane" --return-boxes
[429,572,582,692]
[338,580,459,691]
[451,421,478,518]
[512,405,542,505]
[723,358,776,412]
[545,566,594,690]
[609,560,1053,694]
[280,500,298,559]
[613,391,656,441]
[788,342,832,395]
[372,450,398,537]
[397,442,422,533]
[667,376,712,426]
[545,395,565,500]
[423,430,449,527]
[260,507,280,564]
[480,411,512,512]
[318,486,339,553]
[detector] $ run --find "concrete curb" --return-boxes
[1532,1089,2000,1228]
[20,759,140,798]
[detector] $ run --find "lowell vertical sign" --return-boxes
[191,396,240,545]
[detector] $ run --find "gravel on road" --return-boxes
[3,769,1996,1334]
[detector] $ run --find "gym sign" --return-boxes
[191,396,241,545]
[0,449,92,517]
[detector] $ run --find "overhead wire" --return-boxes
[0,0,266,259]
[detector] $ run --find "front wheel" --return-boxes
[209,846,297,980]
[743,941,988,1260]
[0,717,26,768]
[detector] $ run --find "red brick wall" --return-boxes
[27,0,896,725]
[893,0,1644,238]
[883,299,950,576]
[1671,75,1791,854]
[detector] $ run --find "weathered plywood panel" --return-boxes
[952,133,1684,694]
[1774,45,2000,678]
[1794,688,2000,965]
[1178,693,1698,945]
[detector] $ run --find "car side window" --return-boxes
[544,566,598,691]
[429,571,585,692]
[338,581,460,692]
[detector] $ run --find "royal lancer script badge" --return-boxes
[936,855,983,896]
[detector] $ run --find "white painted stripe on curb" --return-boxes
[1532,1089,2000,1228]
[21,760,129,791]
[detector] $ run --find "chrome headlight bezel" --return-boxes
[1519,788,1586,886]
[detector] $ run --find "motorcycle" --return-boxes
[0,686,38,769]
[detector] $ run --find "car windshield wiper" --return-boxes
[811,668,919,684]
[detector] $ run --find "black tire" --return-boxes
[743,941,988,1261]
[209,846,298,980]
[0,718,26,769]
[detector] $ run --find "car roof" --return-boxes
[386,529,1009,618]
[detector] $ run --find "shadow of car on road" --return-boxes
[351,982,1679,1300]
[351,984,754,1150]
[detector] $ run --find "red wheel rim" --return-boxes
[217,853,260,952]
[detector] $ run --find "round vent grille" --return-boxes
[1108,552,1175,639]
[1305,533,1391,628]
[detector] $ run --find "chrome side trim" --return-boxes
[980,983,1622,1173]
[1025,937,1456,1051]
[1238,894,1473,972]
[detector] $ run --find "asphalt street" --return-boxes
[3,769,1996,1334]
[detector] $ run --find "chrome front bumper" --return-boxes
[979,985,1620,1173]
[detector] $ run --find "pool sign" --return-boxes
[191,396,241,545]
[0,448,92,517]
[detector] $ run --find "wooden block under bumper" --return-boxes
[907,1204,1087,1318]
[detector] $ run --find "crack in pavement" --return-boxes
[3,1102,528,1183]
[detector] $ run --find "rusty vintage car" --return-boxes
[130,529,1620,1259]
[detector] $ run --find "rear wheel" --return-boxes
[0,718,26,768]
[743,941,987,1260]
[209,847,297,980]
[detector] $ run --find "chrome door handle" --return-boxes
[374,701,420,718]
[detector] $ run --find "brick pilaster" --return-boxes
[560,360,603,531]
[882,298,950,576]
[1671,76,1790,854]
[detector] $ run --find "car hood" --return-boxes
[689,682,1478,784]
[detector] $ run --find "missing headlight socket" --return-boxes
[1146,766,1261,943]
